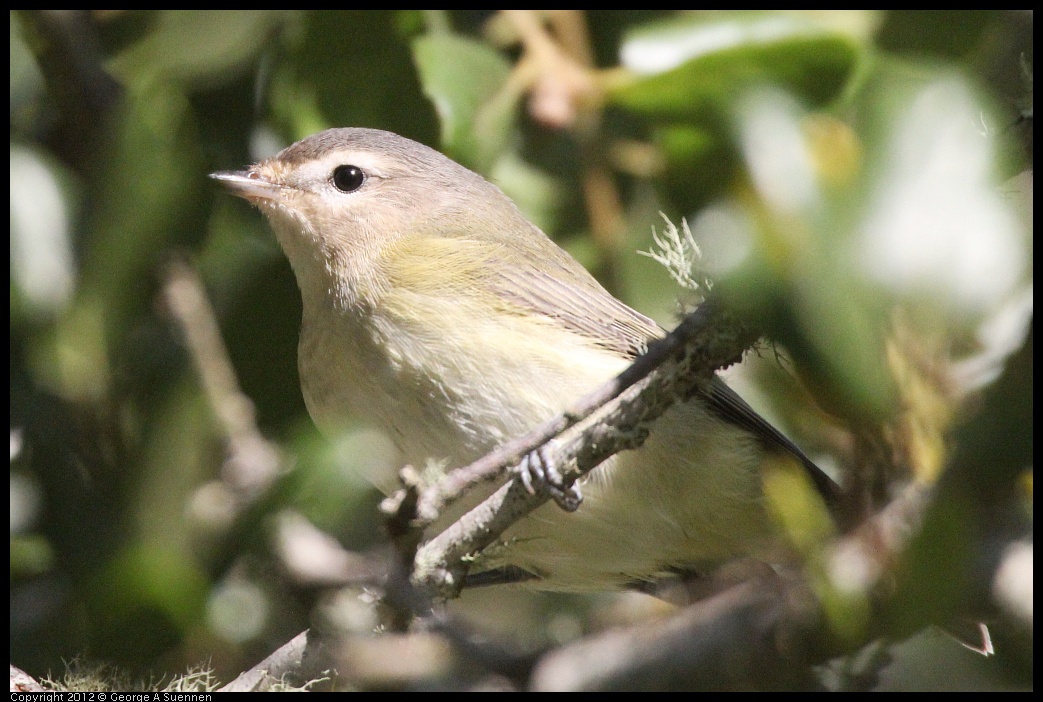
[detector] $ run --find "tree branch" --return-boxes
[400,297,757,598]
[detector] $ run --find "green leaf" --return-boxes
[411,34,516,173]
[110,10,288,85]
[610,13,863,122]
[653,123,737,208]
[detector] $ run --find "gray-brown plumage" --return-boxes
[213,128,837,590]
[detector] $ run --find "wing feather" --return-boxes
[385,234,841,504]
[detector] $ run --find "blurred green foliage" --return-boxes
[10,10,1032,690]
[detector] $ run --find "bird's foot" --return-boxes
[515,444,582,512]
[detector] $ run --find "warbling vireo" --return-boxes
[212,128,837,591]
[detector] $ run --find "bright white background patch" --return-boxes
[856,78,1026,315]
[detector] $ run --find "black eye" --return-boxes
[331,165,365,193]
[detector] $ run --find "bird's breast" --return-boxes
[297,299,629,469]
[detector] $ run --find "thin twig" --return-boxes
[529,575,819,691]
[162,257,282,501]
[219,631,310,692]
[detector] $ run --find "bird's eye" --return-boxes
[331,165,365,193]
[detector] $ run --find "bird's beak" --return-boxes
[210,170,285,204]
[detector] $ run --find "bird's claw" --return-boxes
[516,445,582,512]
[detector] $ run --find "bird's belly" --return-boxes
[299,311,772,591]
[487,400,774,591]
